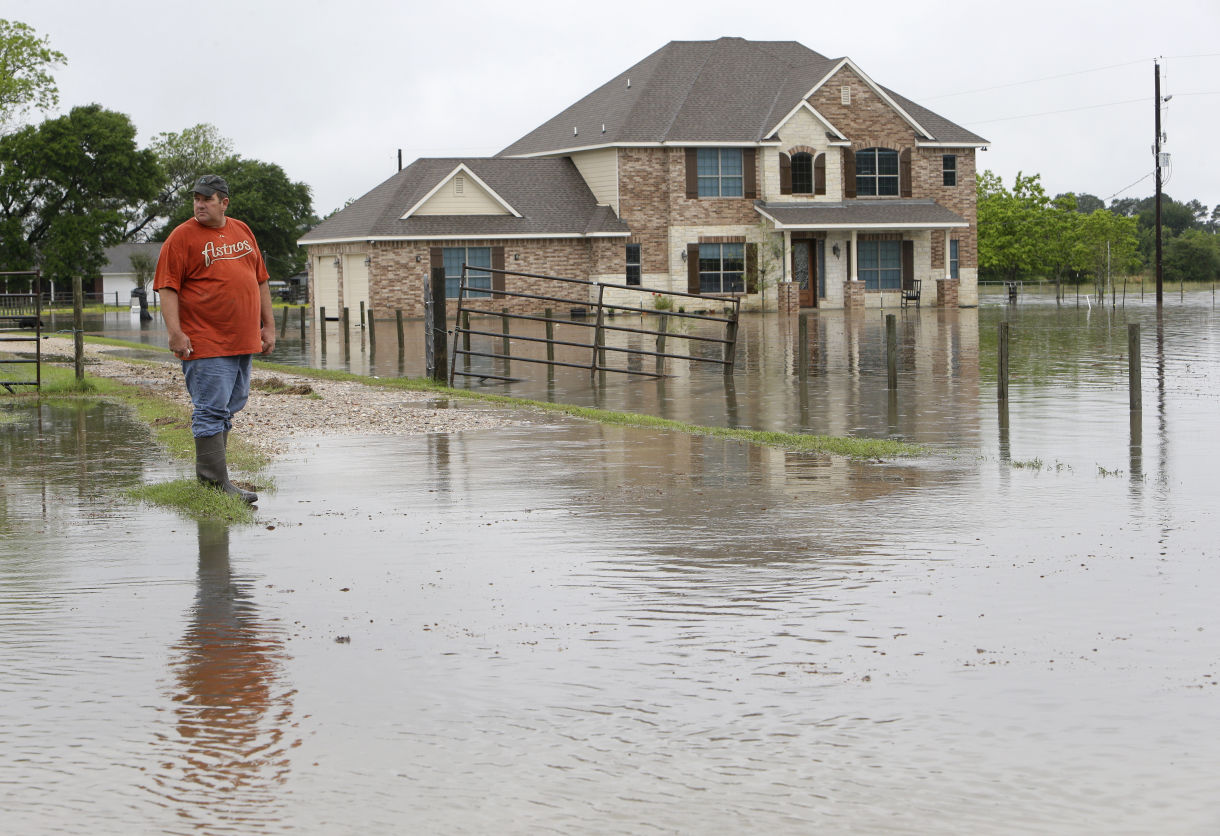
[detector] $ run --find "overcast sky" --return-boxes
[7,0,1219,218]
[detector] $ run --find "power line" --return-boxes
[967,97,1144,126]
[923,59,1147,100]
[1105,173,1153,201]
[924,53,1220,102]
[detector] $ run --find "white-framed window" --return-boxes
[698,243,745,293]
[697,148,743,197]
[943,155,957,187]
[443,246,491,298]
[857,240,902,290]
[856,148,899,196]
[950,239,959,279]
[626,244,641,285]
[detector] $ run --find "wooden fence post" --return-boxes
[73,275,84,381]
[998,321,1010,401]
[1129,323,1142,411]
[886,313,897,390]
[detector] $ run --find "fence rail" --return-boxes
[0,273,43,392]
[448,266,740,384]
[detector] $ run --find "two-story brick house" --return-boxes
[300,37,987,316]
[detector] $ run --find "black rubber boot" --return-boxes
[195,433,258,504]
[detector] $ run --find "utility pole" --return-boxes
[1154,59,1164,307]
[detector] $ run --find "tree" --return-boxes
[977,170,1054,283]
[0,105,161,280]
[159,156,316,279]
[1075,210,1140,293]
[122,123,234,241]
[0,19,66,130]
[1059,192,1104,214]
[129,251,156,291]
[1164,231,1220,285]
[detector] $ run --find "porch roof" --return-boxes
[755,199,969,231]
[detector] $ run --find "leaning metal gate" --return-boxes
[447,266,741,384]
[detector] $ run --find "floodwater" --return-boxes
[3,292,1219,833]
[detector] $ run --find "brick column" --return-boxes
[778,281,799,313]
[844,280,865,311]
[937,278,959,308]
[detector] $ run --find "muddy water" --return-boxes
[4,295,1219,833]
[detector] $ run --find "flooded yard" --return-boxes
[3,293,1219,833]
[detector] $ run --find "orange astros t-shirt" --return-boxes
[154,217,269,359]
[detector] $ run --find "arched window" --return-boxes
[856,148,899,196]
[791,152,814,194]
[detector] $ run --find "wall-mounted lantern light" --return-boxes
[832,244,841,259]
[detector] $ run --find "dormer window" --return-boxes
[856,148,899,196]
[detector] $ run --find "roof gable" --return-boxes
[299,157,629,245]
[803,58,934,139]
[404,163,521,218]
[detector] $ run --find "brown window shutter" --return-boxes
[900,148,912,198]
[687,244,701,294]
[430,247,443,270]
[685,148,698,199]
[814,153,826,195]
[779,153,792,195]
[902,240,914,290]
[843,149,856,199]
[743,148,757,199]
[491,246,505,297]
[746,243,758,293]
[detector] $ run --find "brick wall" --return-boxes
[362,238,604,318]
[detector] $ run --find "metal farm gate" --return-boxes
[0,271,43,392]
[447,266,740,384]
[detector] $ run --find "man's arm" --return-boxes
[159,288,193,358]
[259,280,276,355]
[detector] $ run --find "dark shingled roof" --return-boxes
[300,157,629,243]
[756,200,969,229]
[101,242,162,273]
[500,37,986,156]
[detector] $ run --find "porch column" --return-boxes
[849,230,858,282]
[783,230,791,284]
[944,229,952,279]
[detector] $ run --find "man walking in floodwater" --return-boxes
[154,174,275,504]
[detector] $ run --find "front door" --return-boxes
[793,239,817,308]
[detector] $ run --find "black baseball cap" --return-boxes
[194,174,229,197]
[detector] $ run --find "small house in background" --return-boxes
[300,37,986,317]
[95,243,162,305]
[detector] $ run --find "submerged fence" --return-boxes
[447,266,741,384]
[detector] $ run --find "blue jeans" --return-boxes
[182,355,253,438]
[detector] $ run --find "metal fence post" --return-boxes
[427,266,447,382]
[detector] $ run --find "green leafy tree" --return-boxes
[977,170,1055,283]
[160,156,316,279]
[1075,210,1140,293]
[0,19,66,130]
[129,251,156,291]
[1043,193,1083,288]
[122,123,234,241]
[0,104,161,281]
[1164,230,1220,284]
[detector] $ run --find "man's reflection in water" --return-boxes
[151,521,296,830]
